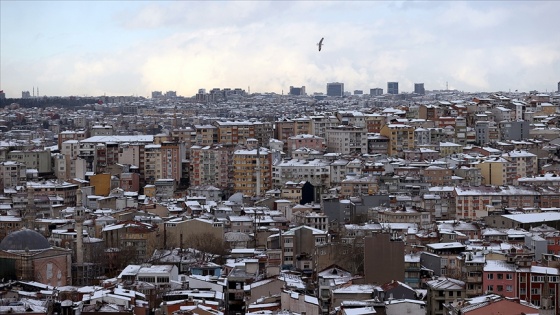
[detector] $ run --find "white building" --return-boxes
[273,158,330,187]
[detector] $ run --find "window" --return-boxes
[506,274,513,280]
[487,273,494,280]
[487,285,494,292]
[497,273,503,280]
[506,285,513,292]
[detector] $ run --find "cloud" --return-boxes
[2,1,559,97]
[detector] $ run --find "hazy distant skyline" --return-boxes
[1,1,559,98]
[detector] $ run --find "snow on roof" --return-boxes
[502,212,560,223]
[81,135,154,143]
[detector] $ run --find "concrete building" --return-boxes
[325,125,367,155]
[289,86,306,96]
[190,144,234,192]
[370,88,383,96]
[414,83,425,95]
[426,277,465,315]
[379,124,415,157]
[0,161,27,190]
[160,141,182,183]
[233,147,275,197]
[90,124,113,136]
[327,82,344,97]
[268,225,329,270]
[273,158,330,188]
[364,233,404,285]
[387,82,399,95]
[498,120,530,141]
[194,124,218,145]
[7,150,52,175]
[287,134,325,155]
[165,218,225,250]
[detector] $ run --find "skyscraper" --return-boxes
[289,86,306,96]
[327,82,344,97]
[387,82,399,95]
[414,83,425,95]
[370,88,383,96]
[557,81,560,92]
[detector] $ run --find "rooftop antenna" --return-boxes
[446,82,449,91]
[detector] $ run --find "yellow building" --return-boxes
[475,157,510,186]
[233,148,273,197]
[89,173,112,196]
[439,142,464,157]
[215,121,255,145]
[379,124,415,156]
[144,185,156,198]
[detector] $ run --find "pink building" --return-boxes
[120,172,140,192]
[287,134,325,156]
[483,260,517,298]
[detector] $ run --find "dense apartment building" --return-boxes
[233,147,276,197]
[160,141,182,183]
[325,125,367,155]
[7,150,52,175]
[453,186,539,220]
[189,144,234,191]
[273,158,330,188]
[0,161,27,190]
[286,134,325,156]
[379,124,415,156]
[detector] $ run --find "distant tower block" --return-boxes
[387,82,399,95]
[414,83,425,95]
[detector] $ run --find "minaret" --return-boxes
[75,189,85,265]
[25,185,36,229]
[540,271,554,315]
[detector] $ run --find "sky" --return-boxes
[1,1,559,98]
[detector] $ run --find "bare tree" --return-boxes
[183,232,230,264]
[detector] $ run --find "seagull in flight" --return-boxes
[317,37,324,51]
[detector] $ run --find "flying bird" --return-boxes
[317,37,324,51]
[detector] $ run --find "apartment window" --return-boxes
[506,274,513,280]
[497,273,503,280]
[506,285,513,292]
[487,285,494,292]
[487,273,494,280]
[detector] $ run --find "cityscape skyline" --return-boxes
[1,1,559,97]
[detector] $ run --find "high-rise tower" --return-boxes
[387,82,399,95]
[327,82,344,97]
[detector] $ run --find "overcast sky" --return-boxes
[1,1,559,98]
